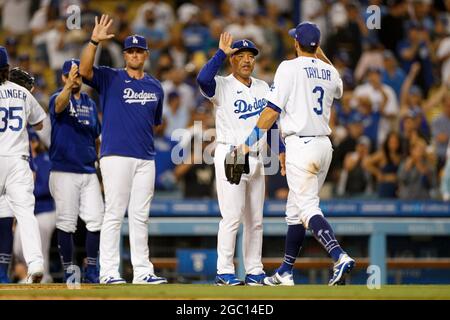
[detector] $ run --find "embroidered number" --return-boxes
[312,86,324,115]
[0,106,23,132]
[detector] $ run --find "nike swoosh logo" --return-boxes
[125,80,131,83]
[304,139,312,144]
[237,90,243,94]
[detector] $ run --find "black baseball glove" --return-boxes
[224,147,250,185]
[9,67,35,91]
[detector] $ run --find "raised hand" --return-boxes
[65,64,79,89]
[92,14,115,42]
[219,32,238,56]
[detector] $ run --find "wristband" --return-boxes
[90,39,99,46]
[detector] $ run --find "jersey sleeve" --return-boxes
[265,61,291,113]
[335,76,344,99]
[27,92,47,126]
[83,66,117,93]
[197,49,226,99]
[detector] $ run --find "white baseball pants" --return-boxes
[13,211,56,283]
[284,136,332,228]
[0,156,43,271]
[214,144,265,275]
[49,171,104,233]
[99,156,156,279]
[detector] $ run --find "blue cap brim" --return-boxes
[232,47,259,56]
[288,28,296,38]
[123,46,149,52]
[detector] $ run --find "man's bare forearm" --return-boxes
[55,86,72,113]
[79,42,97,80]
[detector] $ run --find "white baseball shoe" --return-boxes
[263,270,295,286]
[26,264,44,284]
[133,274,168,285]
[100,275,127,284]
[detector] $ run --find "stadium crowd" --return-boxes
[1,0,450,201]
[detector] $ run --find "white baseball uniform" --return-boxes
[202,74,269,275]
[0,80,45,272]
[266,56,343,228]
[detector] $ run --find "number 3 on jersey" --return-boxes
[0,107,23,132]
[312,86,324,115]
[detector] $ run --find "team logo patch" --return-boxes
[123,88,157,105]
[234,98,267,120]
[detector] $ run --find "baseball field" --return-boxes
[0,284,449,300]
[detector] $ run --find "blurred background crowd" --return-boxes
[1,0,450,202]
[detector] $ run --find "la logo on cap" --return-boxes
[132,36,138,44]
[243,40,248,47]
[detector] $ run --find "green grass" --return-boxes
[1,284,450,300]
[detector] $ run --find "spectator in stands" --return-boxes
[337,135,372,198]
[437,29,450,85]
[225,11,265,48]
[381,50,406,101]
[378,0,408,56]
[133,0,175,32]
[4,37,19,68]
[397,21,435,95]
[440,143,450,201]
[353,67,398,147]
[162,67,195,113]
[399,63,431,141]
[398,138,437,200]
[333,51,355,89]
[163,91,190,138]
[154,120,178,191]
[326,1,366,69]
[400,110,425,157]
[174,138,215,199]
[1,0,32,35]
[363,131,403,198]
[331,110,365,185]
[432,93,450,171]
[182,12,211,54]
[354,38,384,84]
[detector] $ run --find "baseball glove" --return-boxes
[224,147,250,185]
[9,67,35,91]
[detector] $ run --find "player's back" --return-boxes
[273,57,343,137]
[0,81,45,157]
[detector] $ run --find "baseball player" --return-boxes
[197,32,284,286]
[236,22,355,286]
[48,59,103,283]
[0,68,56,283]
[79,15,167,284]
[0,46,46,283]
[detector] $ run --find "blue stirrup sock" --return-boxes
[308,215,345,262]
[278,224,306,274]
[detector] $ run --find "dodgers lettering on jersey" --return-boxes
[0,81,46,156]
[202,74,269,151]
[49,90,101,173]
[267,57,343,137]
[84,66,163,160]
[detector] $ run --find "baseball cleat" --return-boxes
[263,270,294,286]
[26,264,44,284]
[245,273,266,286]
[214,274,244,286]
[328,253,355,286]
[100,275,127,284]
[133,274,168,285]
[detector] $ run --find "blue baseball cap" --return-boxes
[288,22,321,47]
[62,59,80,75]
[231,39,259,56]
[0,47,9,68]
[123,35,148,51]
